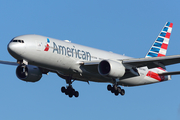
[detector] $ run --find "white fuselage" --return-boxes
[8,35,171,87]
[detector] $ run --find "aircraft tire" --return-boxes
[107,84,112,91]
[111,88,115,93]
[65,89,69,95]
[114,91,119,96]
[72,88,75,94]
[74,91,79,97]
[120,89,125,96]
[69,93,73,98]
[117,87,121,93]
[113,85,118,91]
[61,86,66,93]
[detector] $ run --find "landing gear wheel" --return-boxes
[61,86,66,93]
[120,89,125,96]
[69,93,73,98]
[61,79,79,98]
[113,85,117,91]
[107,84,125,96]
[114,91,119,96]
[74,91,79,97]
[72,88,75,94]
[117,87,121,93]
[107,84,112,91]
[111,88,115,93]
[65,89,69,95]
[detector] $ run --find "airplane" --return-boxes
[1,22,180,98]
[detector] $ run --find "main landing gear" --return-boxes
[61,77,79,98]
[107,84,125,96]
[61,86,79,98]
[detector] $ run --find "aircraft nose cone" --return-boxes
[7,42,25,58]
[7,42,16,54]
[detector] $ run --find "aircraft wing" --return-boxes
[0,60,50,74]
[0,60,19,66]
[122,55,180,69]
[81,55,180,74]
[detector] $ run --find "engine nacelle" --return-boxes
[16,65,42,82]
[98,60,125,78]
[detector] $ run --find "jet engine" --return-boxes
[98,60,125,78]
[16,65,42,82]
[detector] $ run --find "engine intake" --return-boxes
[16,65,42,82]
[98,60,125,78]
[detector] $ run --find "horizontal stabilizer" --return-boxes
[158,71,180,75]
[122,55,180,69]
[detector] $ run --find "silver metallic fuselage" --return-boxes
[8,34,170,86]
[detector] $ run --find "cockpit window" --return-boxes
[11,40,24,43]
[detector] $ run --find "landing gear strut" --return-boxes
[61,77,79,98]
[107,84,125,96]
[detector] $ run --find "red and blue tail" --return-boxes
[145,22,173,82]
[146,22,173,58]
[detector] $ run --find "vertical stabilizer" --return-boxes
[146,22,173,58]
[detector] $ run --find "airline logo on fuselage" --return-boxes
[44,38,50,51]
[53,42,91,61]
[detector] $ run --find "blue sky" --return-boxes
[0,0,180,120]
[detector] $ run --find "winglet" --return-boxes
[145,22,173,58]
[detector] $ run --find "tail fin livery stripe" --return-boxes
[154,42,162,47]
[159,48,166,55]
[169,23,173,27]
[146,22,173,58]
[163,27,168,32]
[156,37,164,42]
[157,53,165,57]
[161,43,168,50]
[147,52,158,57]
[150,47,160,52]
[165,32,171,38]
[160,33,166,37]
